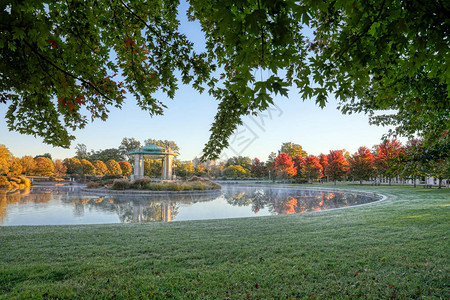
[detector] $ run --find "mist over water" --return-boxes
[0,184,378,226]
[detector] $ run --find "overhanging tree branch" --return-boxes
[334,0,387,61]
[23,40,114,102]
[118,0,168,46]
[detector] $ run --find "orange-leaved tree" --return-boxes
[319,153,329,181]
[93,160,108,176]
[325,150,349,184]
[274,153,297,180]
[64,158,82,175]
[375,139,403,185]
[106,160,122,175]
[302,155,323,183]
[20,155,35,175]
[33,157,54,176]
[0,145,11,175]
[293,155,306,180]
[119,161,132,176]
[81,159,95,175]
[54,159,67,177]
[348,146,376,184]
[9,157,23,176]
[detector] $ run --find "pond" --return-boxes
[0,183,380,226]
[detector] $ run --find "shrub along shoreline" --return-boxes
[0,184,448,298]
[0,176,31,190]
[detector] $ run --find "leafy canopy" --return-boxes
[1,0,448,159]
[279,142,307,159]
[273,153,297,179]
[325,150,349,181]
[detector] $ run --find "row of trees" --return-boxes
[2,138,448,185]
[217,140,449,187]
[35,137,450,186]
[63,158,132,176]
[0,145,132,177]
[1,137,188,178]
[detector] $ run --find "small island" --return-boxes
[86,176,221,193]
[112,176,221,191]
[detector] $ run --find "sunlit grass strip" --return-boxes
[0,184,449,299]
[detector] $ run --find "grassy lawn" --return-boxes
[0,184,448,299]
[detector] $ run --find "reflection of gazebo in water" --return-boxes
[129,143,178,180]
[131,202,176,223]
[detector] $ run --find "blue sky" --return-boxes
[0,2,403,162]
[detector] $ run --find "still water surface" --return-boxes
[0,184,378,226]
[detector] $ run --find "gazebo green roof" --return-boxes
[129,143,178,156]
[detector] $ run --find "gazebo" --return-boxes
[129,143,178,180]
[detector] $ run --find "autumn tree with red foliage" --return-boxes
[293,155,306,180]
[375,139,403,184]
[348,146,375,184]
[250,158,268,178]
[302,155,323,183]
[325,150,349,184]
[273,153,297,180]
[319,154,329,181]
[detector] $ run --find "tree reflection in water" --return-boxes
[66,192,225,223]
[70,197,179,223]
[1,187,36,223]
[224,186,374,215]
[0,185,377,225]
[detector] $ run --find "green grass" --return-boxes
[0,184,449,299]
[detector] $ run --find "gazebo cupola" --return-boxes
[129,143,178,180]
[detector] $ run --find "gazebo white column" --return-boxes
[133,154,140,179]
[133,154,145,179]
[161,155,173,180]
[139,154,144,177]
